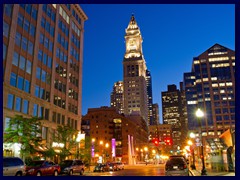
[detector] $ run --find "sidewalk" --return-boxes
[189,167,235,176]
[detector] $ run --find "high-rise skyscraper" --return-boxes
[161,84,183,150]
[110,81,124,114]
[146,69,153,125]
[123,14,148,123]
[3,4,87,156]
[152,103,160,125]
[183,43,235,138]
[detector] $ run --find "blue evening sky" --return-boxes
[80,4,235,123]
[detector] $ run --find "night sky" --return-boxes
[80,4,235,123]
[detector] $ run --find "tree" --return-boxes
[4,115,42,159]
[53,125,78,161]
[79,136,92,167]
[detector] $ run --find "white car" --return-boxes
[3,157,26,176]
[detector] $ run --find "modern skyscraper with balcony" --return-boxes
[3,4,87,156]
[123,14,148,123]
[183,43,235,139]
[110,81,124,114]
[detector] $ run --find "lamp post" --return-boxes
[91,138,95,163]
[105,143,109,163]
[189,133,196,170]
[196,108,207,176]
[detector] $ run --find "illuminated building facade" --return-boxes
[3,4,87,156]
[146,69,153,125]
[81,106,148,164]
[110,81,124,114]
[183,43,235,138]
[161,84,183,151]
[123,14,148,123]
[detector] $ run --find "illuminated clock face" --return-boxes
[128,39,137,50]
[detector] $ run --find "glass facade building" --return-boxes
[183,43,235,138]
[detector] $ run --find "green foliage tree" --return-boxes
[3,115,42,159]
[53,125,78,161]
[79,136,92,167]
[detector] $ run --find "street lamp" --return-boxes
[196,108,207,176]
[91,138,95,163]
[189,133,196,170]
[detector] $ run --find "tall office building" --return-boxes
[152,103,159,125]
[3,4,87,156]
[183,43,235,139]
[161,84,183,151]
[110,81,124,114]
[146,69,153,125]
[123,14,148,123]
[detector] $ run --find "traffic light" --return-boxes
[152,138,159,146]
[164,137,172,146]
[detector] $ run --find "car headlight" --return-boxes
[64,167,70,171]
[28,169,35,173]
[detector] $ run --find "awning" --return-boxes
[206,138,228,150]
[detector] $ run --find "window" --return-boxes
[3,44,7,60]
[17,13,24,27]
[45,109,49,120]
[38,50,43,61]
[33,104,38,116]
[23,19,30,32]
[35,85,39,97]
[39,88,45,99]
[31,7,37,20]
[4,4,13,17]
[22,100,29,114]
[24,79,30,93]
[47,56,52,68]
[36,67,41,79]
[7,94,14,109]
[15,32,21,46]
[17,76,24,90]
[30,24,35,37]
[43,53,47,65]
[12,52,19,66]
[10,73,17,87]
[15,97,21,112]
[27,41,33,55]
[19,55,26,70]
[21,36,27,51]
[41,70,46,82]
[4,117,11,131]
[3,21,9,37]
[26,60,32,74]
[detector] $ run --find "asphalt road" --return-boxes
[84,164,167,176]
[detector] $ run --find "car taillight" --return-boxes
[183,164,187,169]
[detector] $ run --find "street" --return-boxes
[83,164,192,176]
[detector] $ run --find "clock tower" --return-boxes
[123,14,148,123]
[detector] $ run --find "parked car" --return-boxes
[169,155,189,164]
[60,159,85,175]
[93,163,109,172]
[26,160,60,176]
[3,157,26,176]
[165,156,189,176]
[116,162,124,170]
[108,162,118,171]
